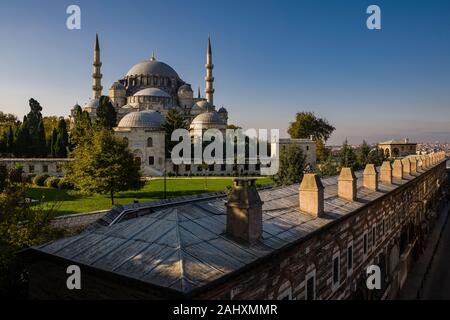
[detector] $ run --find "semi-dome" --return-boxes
[126,58,180,79]
[192,100,213,110]
[83,98,99,111]
[190,111,226,130]
[133,87,171,98]
[110,82,126,90]
[117,111,165,129]
[178,84,193,95]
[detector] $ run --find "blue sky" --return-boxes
[0,0,449,144]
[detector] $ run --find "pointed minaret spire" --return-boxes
[92,33,103,99]
[205,36,214,105]
[151,51,156,61]
[197,86,201,99]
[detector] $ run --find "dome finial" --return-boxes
[151,51,156,61]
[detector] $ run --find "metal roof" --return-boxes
[32,166,434,294]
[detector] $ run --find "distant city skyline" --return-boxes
[0,0,449,144]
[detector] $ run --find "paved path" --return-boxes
[398,202,450,299]
[420,203,450,299]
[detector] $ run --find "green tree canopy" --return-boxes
[288,111,335,142]
[70,109,92,148]
[53,117,69,158]
[96,96,117,129]
[367,148,387,167]
[356,140,371,169]
[338,139,357,170]
[67,128,142,205]
[273,144,306,186]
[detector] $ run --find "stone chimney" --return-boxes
[409,157,417,174]
[393,159,403,179]
[226,178,263,244]
[380,161,392,184]
[421,155,427,169]
[338,167,357,201]
[299,174,324,217]
[401,158,411,176]
[363,164,378,191]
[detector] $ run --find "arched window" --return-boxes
[147,137,153,147]
[123,137,129,146]
[149,156,154,165]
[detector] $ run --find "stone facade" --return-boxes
[0,158,71,176]
[378,139,417,158]
[113,127,166,176]
[279,138,317,169]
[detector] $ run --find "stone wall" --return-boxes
[0,158,71,177]
[192,160,448,300]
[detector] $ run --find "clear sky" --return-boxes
[0,0,449,144]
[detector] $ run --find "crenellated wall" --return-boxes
[193,153,449,300]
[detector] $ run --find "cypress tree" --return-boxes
[6,126,14,154]
[54,118,69,158]
[96,96,117,129]
[50,128,58,157]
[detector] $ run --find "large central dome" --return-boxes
[126,58,180,79]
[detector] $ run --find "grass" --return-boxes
[27,177,273,216]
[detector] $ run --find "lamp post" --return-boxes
[163,162,167,200]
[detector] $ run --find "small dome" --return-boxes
[83,98,99,111]
[126,59,180,79]
[110,82,126,90]
[190,111,226,130]
[178,84,193,96]
[192,100,213,110]
[117,111,165,129]
[218,107,228,113]
[133,87,171,98]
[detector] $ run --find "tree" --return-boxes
[42,116,59,139]
[70,109,92,148]
[288,111,335,142]
[163,108,188,157]
[316,139,331,162]
[273,144,306,186]
[26,98,47,157]
[67,128,142,205]
[367,148,386,167]
[318,154,339,177]
[49,128,58,157]
[356,140,371,169]
[13,118,31,157]
[0,168,62,298]
[53,118,69,158]
[96,96,117,129]
[6,126,14,154]
[338,139,357,170]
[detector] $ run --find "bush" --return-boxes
[33,174,49,186]
[24,174,36,184]
[57,177,74,190]
[45,176,60,188]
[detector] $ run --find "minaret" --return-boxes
[92,33,103,99]
[205,37,214,105]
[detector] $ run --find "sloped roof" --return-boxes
[31,164,436,295]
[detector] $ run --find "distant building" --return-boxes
[279,138,317,168]
[378,139,417,158]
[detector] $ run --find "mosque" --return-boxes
[70,35,315,177]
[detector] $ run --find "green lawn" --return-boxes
[27,177,273,216]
